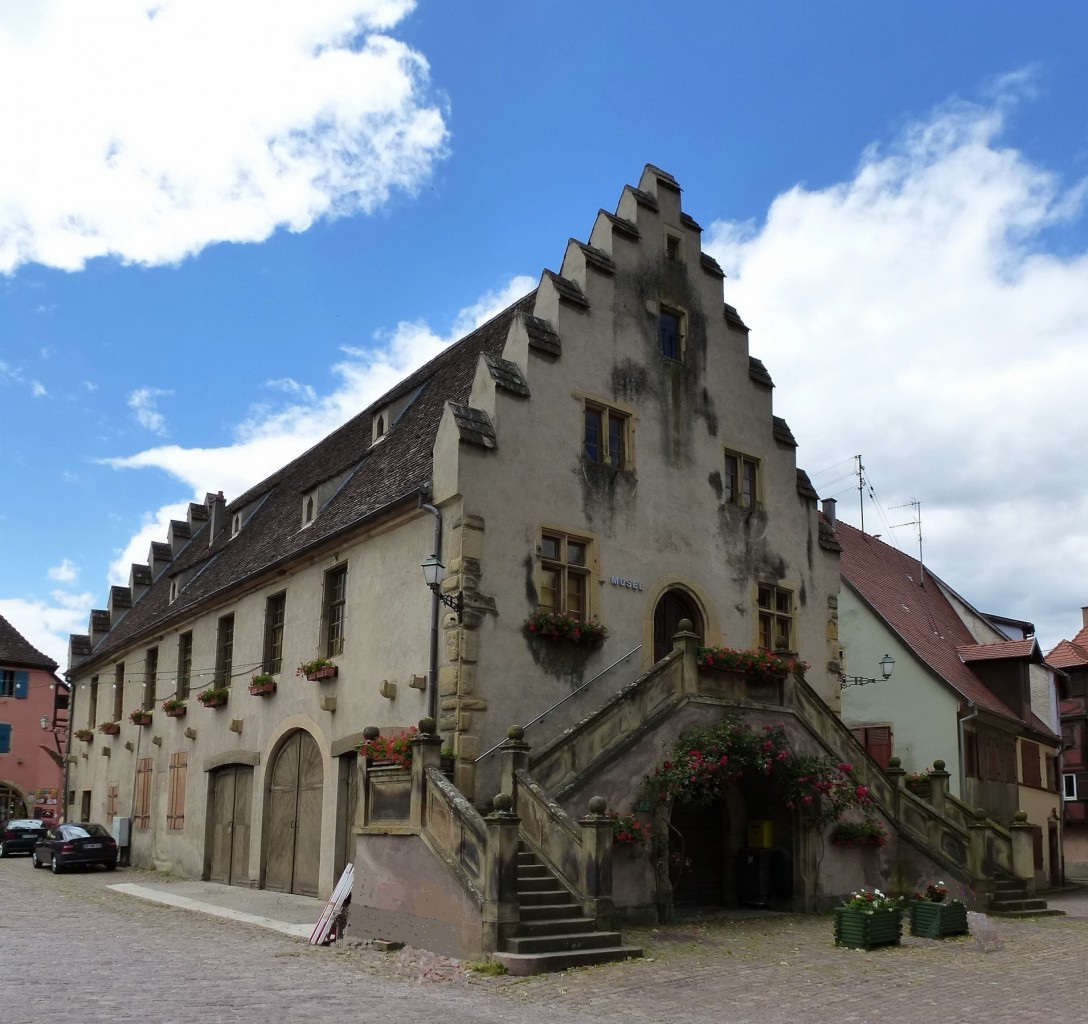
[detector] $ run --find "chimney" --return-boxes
[207,490,227,546]
[822,498,837,529]
[1082,606,1088,628]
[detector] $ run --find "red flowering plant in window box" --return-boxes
[74,728,94,743]
[161,697,187,718]
[697,645,807,684]
[356,726,418,768]
[523,611,608,647]
[829,817,889,848]
[128,708,153,727]
[97,721,121,736]
[298,658,337,681]
[641,717,873,828]
[608,810,651,847]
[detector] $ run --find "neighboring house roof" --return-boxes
[0,614,57,670]
[836,522,1021,721]
[1047,638,1088,670]
[956,639,1040,662]
[71,293,537,669]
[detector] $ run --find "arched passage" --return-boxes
[653,588,705,662]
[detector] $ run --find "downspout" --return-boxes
[62,677,73,824]
[958,700,979,799]
[420,499,442,724]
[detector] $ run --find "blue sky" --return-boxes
[3,1,1088,667]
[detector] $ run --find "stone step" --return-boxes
[513,917,597,938]
[518,888,578,906]
[989,897,1051,913]
[518,902,585,921]
[518,874,562,892]
[518,863,551,878]
[503,930,624,955]
[493,945,644,977]
[987,905,1065,919]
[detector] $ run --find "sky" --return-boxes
[2,1,1087,670]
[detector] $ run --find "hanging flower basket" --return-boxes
[97,722,120,736]
[74,728,94,743]
[298,659,337,681]
[162,698,187,718]
[129,709,153,727]
[249,673,277,696]
[522,611,608,647]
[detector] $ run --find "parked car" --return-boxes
[31,823,118,873]
[0,818,48,857]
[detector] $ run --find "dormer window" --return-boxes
[303,494,315,526]
[168,579,179,603]
[231,513,241,537]
[374,414,385,442]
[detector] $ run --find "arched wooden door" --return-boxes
[265,730,323,897]
[208,765,252,886]
[653,588,704,662]
[670,800,727,907]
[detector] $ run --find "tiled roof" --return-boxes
[1046,638,1088,670]
[71,293,536,669]
[0,614,57,670]
[957,639,1039,662]
[599,210,640,240]
[772,416,797,448]
[748,356,772,388]
[836,522,1020,721]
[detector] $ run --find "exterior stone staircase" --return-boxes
[986,876,1064,919]
[491,843,642,976]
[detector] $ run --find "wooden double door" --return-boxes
[209,765,252,886]
[265,730,323,897]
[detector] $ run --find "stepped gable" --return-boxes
[836,521,1021,721]
[0,613,57,670]
[70,293,536,667]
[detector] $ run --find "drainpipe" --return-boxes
[62,677,73,824]
[420,499,442,724]
[958,700,979,799]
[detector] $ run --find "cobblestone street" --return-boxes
[3,856,1087,1024]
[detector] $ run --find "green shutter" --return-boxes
[14,671,29,699]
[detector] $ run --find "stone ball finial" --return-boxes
[975,807,988,821]
[418,716,437,735]
[677,618,693,633]
[588,795,607,815]
[362,725,380,741]
[507,724,525,741]
[888,756,901,769]
[1013,809,1028,824]
[932,759,946,772]
[493,793,513,813]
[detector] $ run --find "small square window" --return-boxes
[724,451,760,508]
[583,402,631,470]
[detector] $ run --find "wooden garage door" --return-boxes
[208,765,252,886]
[266,730,323,897]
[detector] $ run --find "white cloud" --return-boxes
[704,80,1088,650]
[0,1,447,274]
[128,386,172,435]
[31,380,45,397]
[103,274,536,580]
[47,558,79,582]
[0,594,97,669]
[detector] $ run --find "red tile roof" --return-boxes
[836,522,1020,722]
[956,639,1039,662]
[0,613,57,670]
[1046,638,1088,670]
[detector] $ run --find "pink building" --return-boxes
[0,615,69,823]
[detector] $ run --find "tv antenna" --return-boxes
[890,499,923,583]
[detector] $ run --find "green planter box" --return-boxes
[834,907,903,949]
[909,900,969,938]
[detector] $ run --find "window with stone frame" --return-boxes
[539,531,592,623]
[143,647,158,711]
[757,583,794,652]
[583,401,632,471]
[264,592,287,674]
[215,613,235,687]
[112,663,125,723]
[659,305,684,360]
[176,632,193,700]
[724,450,760,509]
[87,676,99,728]
[323,564,348,658]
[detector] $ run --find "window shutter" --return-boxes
[0,723,11,753]
[865,727,893,769]
[14,672,29,699]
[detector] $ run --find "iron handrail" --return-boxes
[474,644,642,762]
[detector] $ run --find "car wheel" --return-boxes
[50,853,63,874]
[105,859,117,871]
[31,851,42,868]
[0,841,7,857]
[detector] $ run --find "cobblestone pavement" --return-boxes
[4,855,1088,1024]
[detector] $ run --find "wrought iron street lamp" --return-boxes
[420,556,464,623]
[840,653,895,689]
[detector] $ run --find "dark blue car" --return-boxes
[32,823,118,873]
[0,818,48,857]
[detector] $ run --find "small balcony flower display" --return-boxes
[522,611,608,647]
[904,770,931,797]
[197,686,230,709]
[298,657,337,681]
[909,880,968,938]
[608,810,651,847]
[74,728,94,743]
[249,673,277,696]
[356,726,418,768]
[129,708,153,727]
[162,697,187,718]
[97,721,121,736]
[697,645,808,684]
[834,889,905,949]
[829,818,889,848]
